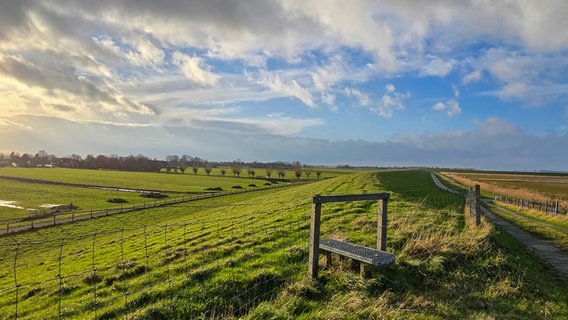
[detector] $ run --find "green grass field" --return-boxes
[0,167,352,222]
[0,167,269,192]
[0,169,566,319]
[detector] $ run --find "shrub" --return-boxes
[140,192,168,199]
[107,198,128,203]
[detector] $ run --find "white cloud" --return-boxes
[462,70,482,84]
[494,82,530,100]
[432,100,461,116]
[344,88,371,106]
[311,55,347,91]
[433,102,446,111]
[419,57,455,77]
[473,117,520,137]
[371,84,409,118]
[257,71,315,107]
[237,114,324,135]
[172,51,219,86]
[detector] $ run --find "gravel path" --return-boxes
[481,206,568,278]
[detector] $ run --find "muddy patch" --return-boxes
[0,200,24,209]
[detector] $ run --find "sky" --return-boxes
[1,0,568,171]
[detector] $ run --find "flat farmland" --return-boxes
[0,167,287,222]
[441,171,568,200]
[0,167,265,193]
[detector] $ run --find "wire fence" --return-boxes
[0,202,311,319]
[0,182,296,236]
[493,195,567,215]
[431,173,481,225]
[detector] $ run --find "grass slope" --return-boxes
[0,167,267,193]
[0,170,566,319]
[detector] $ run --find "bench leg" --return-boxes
[324,251,332,268]
[350,259,359,272]
[338,255,345,271]
[360,263,368,278]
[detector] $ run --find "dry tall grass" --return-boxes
[440,172,568,211]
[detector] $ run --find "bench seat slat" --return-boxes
[320,238,395,267]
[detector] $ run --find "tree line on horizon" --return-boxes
[0,151,321,179]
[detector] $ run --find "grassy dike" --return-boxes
[0,170,566,319]
[247,170,568,319]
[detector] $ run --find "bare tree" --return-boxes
[304,166,313,179]
[165,155,179,168]
[316,170,322,179]
[294,161,302,179]
[277,167,286,179]
[294,167,302,179]
[220,168,226,176]
[204,163,212,175]
[192,167,199,175]
[179,161,187,174]
[232,160,242,176]
[247,169,255,179]
[265,166,273,179]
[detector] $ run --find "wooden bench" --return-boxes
[308,193,395,279]
[320,238,395,277]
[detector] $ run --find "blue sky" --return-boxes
[1,0,568,171]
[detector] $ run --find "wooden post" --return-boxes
[469,187,474,218]
[545,201,549,213]
[360,263,368,278]
[378,196,389,251]
[475,185,481,226]
[324,251,332,268]
[555,201,559,214]
[308,196,322,279]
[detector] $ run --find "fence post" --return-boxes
[555,201,559,214]
[92,233,98,318]
[13,243,20,319]
[58,239,65,317]
[308,195,322,279]
[475,185,481,226]
[377,196,389,251]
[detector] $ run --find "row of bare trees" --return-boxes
[0,151,323,179]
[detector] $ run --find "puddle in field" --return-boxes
[0,200,24,209]
[39,204,63,208]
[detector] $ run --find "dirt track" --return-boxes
[481,205,568,278]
